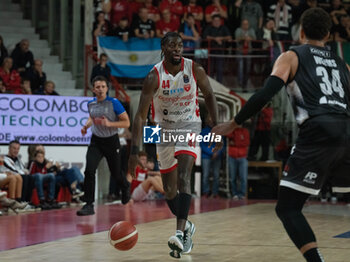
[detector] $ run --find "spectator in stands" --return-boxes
[3,140,34,204]
[184,0,203,33]
[10,39,34,76]
[227,125,250,200]
[179,14,201,54]
[226,0,242,36]
[200,116,224,198]
[29,150,60,210]
[92,11,113,51]
[156,9,180,38]
[128,0,143,22]
[236,0,264,34]
[90,53,111,83]
[295,0,318,22]
[202,14,232,83]
[133,7,156,39]
[257,19,279,70]
[291,17,301,42]
[0,77,5,93]
[267,0,293,40]
[0,57,21,94]
[227,126,250,200]
[34,145,84,200]
[37,80,59,96]
[0,155,23,202]
[144,0,160,22]
[25,59,46,93]
[112,17,130,42]
[0,35,8,66]
[248,102,274,161]
[205,0,228,24]
[19,78,32,95]
[328,0,347,27]
[334,15,350,42]
[235,19,256,90]
[127,151,164,202]
[257,19,278,48]
[103,0,129,28]
[159,0,184,26]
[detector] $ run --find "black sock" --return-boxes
[303,248,324,262]
[166,194,179,216]
[177,193,192,220]
[16,198,21,202]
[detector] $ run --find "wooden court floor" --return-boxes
[1,200,349,262]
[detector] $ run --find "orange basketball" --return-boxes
[108,221,138,251]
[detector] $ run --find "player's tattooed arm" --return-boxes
[128,70,158,177]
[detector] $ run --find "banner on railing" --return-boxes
[97,37,161,78]
[0,94,91,145]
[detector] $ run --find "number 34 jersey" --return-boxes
[287,44,350,125]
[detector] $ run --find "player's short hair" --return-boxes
[138,151,148,158]
[301,8,332,41]
[161,32,182,48]
[91,75,109,87]
[160,32,182,59]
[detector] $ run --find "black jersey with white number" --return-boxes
[287,44,350,125]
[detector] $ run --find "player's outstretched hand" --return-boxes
[211,120,238,136]
[128,154,139,179]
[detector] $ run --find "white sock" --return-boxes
[176,230,184,237]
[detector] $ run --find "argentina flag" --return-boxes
[97,37,162,78]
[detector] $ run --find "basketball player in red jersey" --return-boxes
[128,32,222,258]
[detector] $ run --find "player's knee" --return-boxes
[275,203,286,219]
[163,183,177,199]
[275,202,301,222]
[177,172,190,187]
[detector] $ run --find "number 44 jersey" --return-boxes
[287,44,350,125]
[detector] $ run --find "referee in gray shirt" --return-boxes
[77,76,130,216]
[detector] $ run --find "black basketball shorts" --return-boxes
[280,115,350,195]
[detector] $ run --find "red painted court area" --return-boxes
[0,198,269,251]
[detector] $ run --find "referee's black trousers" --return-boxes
[83,134,127,205]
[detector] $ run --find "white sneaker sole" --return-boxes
[168,236,183,259]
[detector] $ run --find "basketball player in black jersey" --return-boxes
[212,8,350,262]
